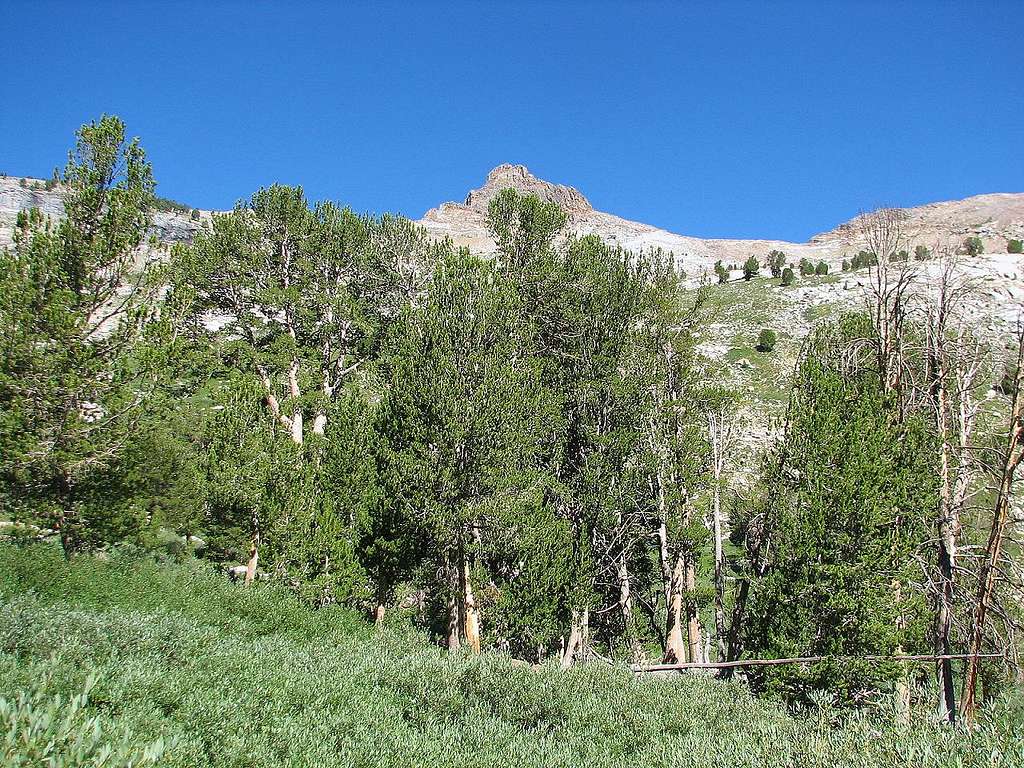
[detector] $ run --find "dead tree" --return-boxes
[707,402,736,661]
[960,325,1024,724]
[859,207,917,397]
[921,250,984,723]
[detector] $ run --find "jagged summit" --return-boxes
[461,164,593,215]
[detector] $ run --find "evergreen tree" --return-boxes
[378,248,551,653]
[0,115,161,555]
[714,260,729,284]
[767,250,786,278]
[745,316,935,701]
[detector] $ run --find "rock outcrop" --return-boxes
[419,165,1024,280]
[0,176,210,253]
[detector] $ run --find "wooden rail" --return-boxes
[635,653,1004,673]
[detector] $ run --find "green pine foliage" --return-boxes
[756,329,777,352]
[714,259,729,283]
[744,317,936,702]
[0,115,161,554]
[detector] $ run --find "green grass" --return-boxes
[1,544,1021,767]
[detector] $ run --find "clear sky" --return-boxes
[2,1,1021,242]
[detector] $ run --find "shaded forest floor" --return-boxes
[0,544,1020,768]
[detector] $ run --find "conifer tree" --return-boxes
[0,115,161,555]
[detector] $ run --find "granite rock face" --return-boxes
[0,176,210,254]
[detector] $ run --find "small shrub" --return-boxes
[914,245,931,261]
[815,261,828,276]
[781,267,795,286]
[191,208,201,222]
[714,260,729,284]
[0,674,169,767]
[888,250,908,263]
[757,329,777,352]
[841,259,850,272]
[964,236,984,256]
[743,256,760,281]
[996,361,1018,396]
[1008,239,1023,254]
[799,258,814,276]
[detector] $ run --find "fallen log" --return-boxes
[635,653,1004,673]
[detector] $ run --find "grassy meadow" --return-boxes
[0,543,1020,768]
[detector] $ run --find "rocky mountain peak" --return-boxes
[462,164,593,216]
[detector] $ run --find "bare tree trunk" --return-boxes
[312,412,327,436]
[712,484,726,661]
[961,332,1024,723]
[685,554,704,664]
[462,556,482,654]
[373,583,387,626]
[664,553,687,663]
[447,567,462,652]
[244,542,259,587]
[616,548,643,663]
[656,481,672,609]
[561,608,589,668]
[707,405,734,661]
[925,252,978,723]
[934,361,959,723]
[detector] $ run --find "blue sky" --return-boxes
[2,1,1021,241]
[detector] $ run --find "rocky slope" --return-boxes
[420,164,1024,276]
[5,167,1023,344]
[0,176,209,253]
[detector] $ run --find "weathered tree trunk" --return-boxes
[960,331,1024,723]
[685,554,704,664]
[712,483,727,661]
[706,406,733,661]
[244,543,259,587]
[933,370,959,723]
[447,569,462,652]
[312,412,327,436]
[374,582,387,626]
[616,549,643,663]
[561,608,589,668]
[664,553,687,664]
[462,556,482,654]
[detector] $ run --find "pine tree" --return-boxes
[0,115,161,555]
[745,316,935,702]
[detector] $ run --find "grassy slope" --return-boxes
[0,544,1020,768]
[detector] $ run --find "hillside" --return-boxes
[4,167,1023,428]
[1,544,1020,768]
[0,175,209,254]
[419,164,1024,272]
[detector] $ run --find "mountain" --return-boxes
[419,164,1024,275]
